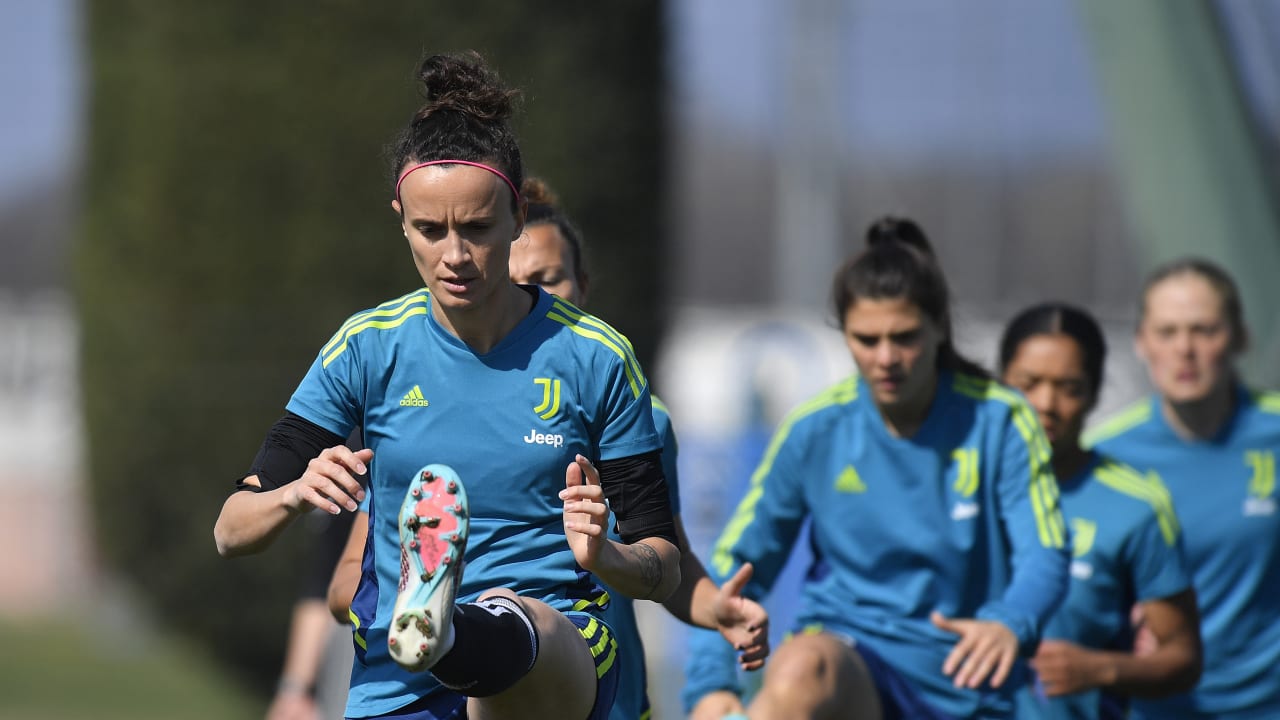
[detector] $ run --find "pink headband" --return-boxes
[394,160,521,204]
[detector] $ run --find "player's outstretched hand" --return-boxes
[931,611,1018,689]
[283,446,371,515]
[712,563,770,670]
[561,454,610,570]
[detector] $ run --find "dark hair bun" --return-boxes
[865,216,935,257]
[414,51,520,125]
[521,177,560,209]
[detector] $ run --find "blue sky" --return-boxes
[0,0,81,200]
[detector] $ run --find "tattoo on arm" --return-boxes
[630,542,664,598]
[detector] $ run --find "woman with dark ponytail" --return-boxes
[214,52,702,720]
[1000,303,1200,719]
[685,217,1071,719]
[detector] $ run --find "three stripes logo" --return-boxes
[400,385,429,408]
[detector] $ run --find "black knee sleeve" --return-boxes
[430,596,540,697]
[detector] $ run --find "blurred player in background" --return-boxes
[999,302,1200,719]
[1087,258,1280,719]
[685,217,1070,720]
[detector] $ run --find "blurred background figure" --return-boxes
[1000,303,1200,719]
[685,218,1070,720]
[5,1,1280,718]
[1087,260,1280,719]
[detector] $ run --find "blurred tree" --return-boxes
[78,0,664,694]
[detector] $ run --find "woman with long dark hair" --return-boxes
[685,217,1070,719]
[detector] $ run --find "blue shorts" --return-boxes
[790,627,953,720]
[851,640,955,720]
[355,611,619,720]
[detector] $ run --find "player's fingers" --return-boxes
[564,519,604,536]
[742,599,769,632]
[558,484,604,502]
[959,650,992,688]
[576,454,601,486]
[739,644,768,670]
[721,562,754,599]
[296,482,346,515]
[305,455,363,509]
[989,647,1016,688]
[930,611,961,635]
[942,632,976,677]
[960,633,1005,688]
[564,459,584,489]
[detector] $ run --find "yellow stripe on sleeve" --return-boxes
[1254,390,1280,416]
[1094,461,1180,546]
[550,301,647,388]
[321,290,428,357]
[651,395,670,415]
[1082,399,1153,448]
[711,378,858,576]
[546,310,645,398]
[953,374,1065,548]
[322,306,429,367]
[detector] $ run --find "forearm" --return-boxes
[1075,644,1201,697]
[214,482,303,557]
[664,558,720,628]
[984,543,1069,652]
[594,537,681,602]
[277,599,334,693]
[659,518,719,628]
[328,514,368,622]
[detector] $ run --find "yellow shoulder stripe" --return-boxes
[1254,390,1280,415]
[651,394,669,415]
[952,374,1064,548]
[1082,399,1153,448]
[547,301,646,398]
[321,290,428,357]
[1094,460,1180,546]
[711,378,858,576]
[322,297,429,368]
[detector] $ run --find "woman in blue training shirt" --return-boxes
[1087,258,1280,719]
[213,52,684,720]
[999,302,1200,719]
[326,177,769,720]
[686,217,1070,720]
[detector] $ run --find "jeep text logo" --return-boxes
[524,429,565,447]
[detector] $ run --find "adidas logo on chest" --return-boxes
[400,385,429,407]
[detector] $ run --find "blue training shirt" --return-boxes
[687,372,1070,719]
[602,395,681,720]
[1015,453,1191,720]
[287,287,661,718]
[1089,386,1280,719]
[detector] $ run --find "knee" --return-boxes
[478,586,521,603]
[756,635,881,720]
[766,635,843,686]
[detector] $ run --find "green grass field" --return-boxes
[0,617,264,720]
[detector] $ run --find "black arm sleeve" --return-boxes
[598,450,678,547]
[234,411,346,493]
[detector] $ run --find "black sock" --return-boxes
[429,596,540,697]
